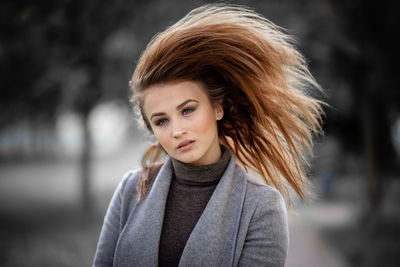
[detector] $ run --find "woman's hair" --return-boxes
[130,4,324,204]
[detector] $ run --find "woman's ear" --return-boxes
[215,104,224,121]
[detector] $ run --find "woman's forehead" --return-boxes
[142,80,209,114]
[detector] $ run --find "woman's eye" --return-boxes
[182,108,194,115]
[155,118,168,126]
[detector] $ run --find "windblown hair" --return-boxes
[130,4,324,204]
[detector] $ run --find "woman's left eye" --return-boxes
[182,108,194,115]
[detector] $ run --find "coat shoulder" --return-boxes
[119,168,141,195]
[234,168,289,266]
[241,171,287,212]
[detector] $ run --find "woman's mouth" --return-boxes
[177,140,195,151]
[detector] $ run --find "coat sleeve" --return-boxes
[92,172,134,267]
[238,187,289,267]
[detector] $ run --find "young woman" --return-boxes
[94,4,323,267]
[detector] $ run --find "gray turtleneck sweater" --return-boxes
[158,147,231,267]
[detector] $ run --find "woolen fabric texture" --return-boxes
[159,146,231,266]
[93,149,289,267]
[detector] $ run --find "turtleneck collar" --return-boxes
[171,146,231,185]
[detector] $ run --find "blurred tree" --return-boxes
[0,1,63,155]
[329,0,400,221]
[0,0,146,212]
[60,0,138,213]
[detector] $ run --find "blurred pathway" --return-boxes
[286,209,348,267]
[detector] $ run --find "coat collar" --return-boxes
[119,151,247,266]
[179,154,247,266]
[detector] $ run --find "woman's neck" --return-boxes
[171,146,231,185]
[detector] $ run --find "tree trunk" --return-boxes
[360,90,378,222]
[81,110,92,214]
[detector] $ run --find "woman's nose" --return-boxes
[172,121,186,138]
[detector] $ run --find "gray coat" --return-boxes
[93,152,288,267]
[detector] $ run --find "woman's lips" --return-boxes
[177,140,195,151]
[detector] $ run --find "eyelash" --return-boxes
[154,107,195,127]
[155,118,168,126]
[182,107,194,115]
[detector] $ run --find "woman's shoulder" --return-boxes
[120,168,141,186]
[241,171,286,210]
[114,168,142,198]
[117,163,163,197]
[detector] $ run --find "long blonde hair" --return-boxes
[130,4,324,204]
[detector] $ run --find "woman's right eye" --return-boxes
[155,118,168,126]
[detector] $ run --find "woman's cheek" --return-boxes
[201,114,217,135]
[154,129,168,147]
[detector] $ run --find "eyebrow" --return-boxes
[150,99,199,120]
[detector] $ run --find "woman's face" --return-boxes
[143,80,223,166]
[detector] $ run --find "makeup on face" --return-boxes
[143,80,222,165]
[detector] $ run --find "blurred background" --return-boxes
[1,0,399,266]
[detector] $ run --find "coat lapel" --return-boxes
[116,159,173,267]
[179,155,248,267]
